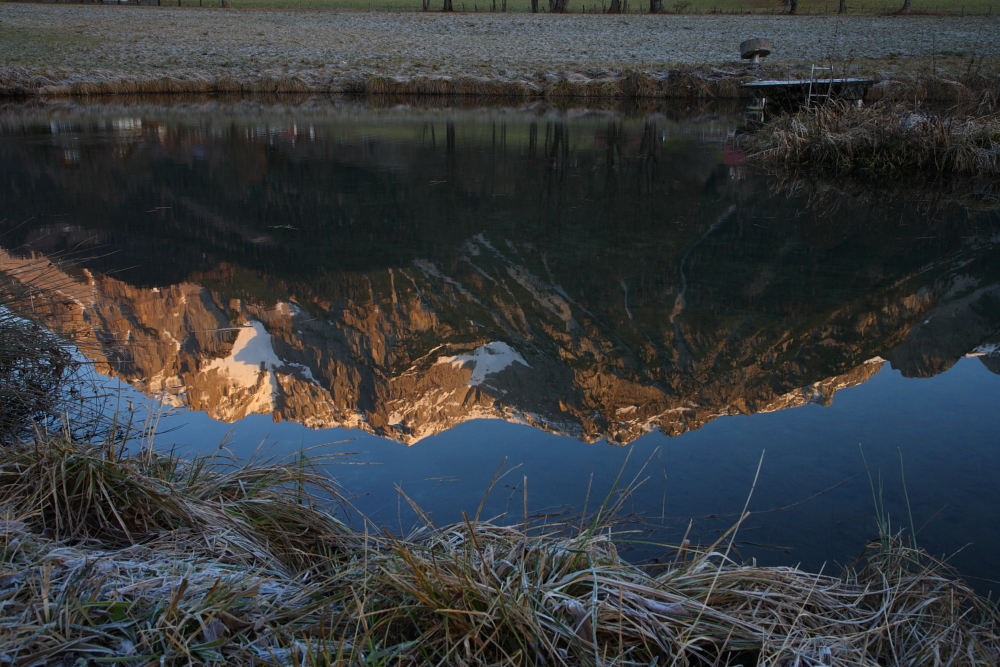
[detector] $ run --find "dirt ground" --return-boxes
[1,3,997,80]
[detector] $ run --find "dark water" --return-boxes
[2,96,999,588]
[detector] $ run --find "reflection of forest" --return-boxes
[1,106,999,444]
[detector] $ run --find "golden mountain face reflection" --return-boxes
[2,101,999,445]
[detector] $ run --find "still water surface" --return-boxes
[1,97,998,587]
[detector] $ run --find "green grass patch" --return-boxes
[0,24,102,66]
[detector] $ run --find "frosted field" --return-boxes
[1,3,998,79]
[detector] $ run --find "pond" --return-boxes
[1,95,998,590]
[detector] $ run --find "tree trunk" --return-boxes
[551,0,569,11]
[442,0,452,10]
[422,0,430,10]
[649,0,663,11]
[838,0,846,11]
[608,0,621,11]
[530,0,537,10]
[789,0,797,12]
[898,0,911,11]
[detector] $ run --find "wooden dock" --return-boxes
[742,78,877,104]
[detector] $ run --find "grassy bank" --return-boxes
[0,65,751,98]
[4,0,998,14]
[0,431,997,665]
[3,65,1000,104]
[1,4,998,97]
[123,0,1000,13]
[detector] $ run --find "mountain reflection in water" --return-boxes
[1,99,999,448]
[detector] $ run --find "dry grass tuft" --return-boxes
[865,72,1000,106]
[0,432,360,565]
[0,266,82,444]
[661,70,716,98]
[743,102,1000,176]
[714,76,743,99]
[543,79,592,98]
[617,69,662,98]
[0,312,72,443]
[0,431,996,665]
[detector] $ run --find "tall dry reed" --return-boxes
[744,102,1000,175]
[0,266,78,443]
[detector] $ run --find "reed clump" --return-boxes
[0,310,72,444]
[744,102,1000,176]
[0,431,997,665]
[866,72,1000,107]
[0,273,78,444]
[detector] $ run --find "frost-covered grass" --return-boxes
[0,432,998,665]
[1,4,997,100]
[0,3,998,79]
[77,0,1000,14]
